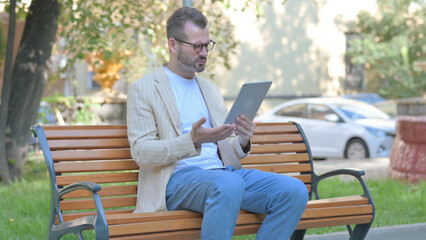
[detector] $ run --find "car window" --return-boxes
[309,104,335,120]
[275,104,307,118]
[335,102,390,120]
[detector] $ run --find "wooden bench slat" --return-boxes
[63,185,138,198]
[108,224,263,240]
[55,160,138,173]
[62,209,135,223]
[241,153,310,164]
[302,205,373,219]
[293,174,311,183]
[107,211,264,237]
[108,218,202,236]
[60,196,136,211]
[251,134,303,144]
[44,128,127,140]
[306,195,369,209]
[251,143,307,154]
[43,125,127,130]
[296,215,374,230]
[244,163,311,173]
[52,149,132,161]
[57,172,138,186]
[253,125,299,134]
[48,139,130,150]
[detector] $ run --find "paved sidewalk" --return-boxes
[305,222,426,240]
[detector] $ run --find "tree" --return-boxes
[0,0,16,185]
[0,0,60,183]
[0,0,274,183]
[347,0,426,98]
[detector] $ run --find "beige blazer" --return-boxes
[127,66,250,213]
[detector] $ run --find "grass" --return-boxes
[1,154,425,239]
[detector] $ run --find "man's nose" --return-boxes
[198,45,208,57]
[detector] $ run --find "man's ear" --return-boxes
[168,38,178,54]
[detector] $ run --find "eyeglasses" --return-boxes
[174,38,216,53]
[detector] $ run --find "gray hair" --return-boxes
[166,7,208,40]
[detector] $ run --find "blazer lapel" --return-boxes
[154,67,181,135]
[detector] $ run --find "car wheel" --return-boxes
[344,138,369,160]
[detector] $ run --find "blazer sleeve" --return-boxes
[127,77,201,168]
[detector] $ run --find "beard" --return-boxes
[177,49,207,73]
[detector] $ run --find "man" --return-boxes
[127,7,308,240]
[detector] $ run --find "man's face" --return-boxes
[176,21,210,73]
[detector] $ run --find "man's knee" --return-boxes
[290,179,309,208]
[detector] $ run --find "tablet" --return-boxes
[224,81,272,124]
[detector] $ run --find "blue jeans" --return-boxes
[166,166,309,240]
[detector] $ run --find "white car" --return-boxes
[255,98,395,159]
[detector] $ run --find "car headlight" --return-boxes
[365,127,386,137]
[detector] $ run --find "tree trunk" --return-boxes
[0,0,16,184]
[4,0,60,180]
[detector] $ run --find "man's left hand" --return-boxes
[233,115,256,148]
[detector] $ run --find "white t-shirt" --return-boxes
[164,67,224,172]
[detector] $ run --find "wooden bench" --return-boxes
[32,122,375,240]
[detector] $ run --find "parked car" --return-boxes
[255,98,395,160]
[344,92,385,105]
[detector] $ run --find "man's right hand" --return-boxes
[191,117,235,146]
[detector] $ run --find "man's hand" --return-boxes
[233,115,256,148]
[191,117,235,146]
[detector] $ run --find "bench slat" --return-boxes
[254,125,299,134]
[57,172,138,186]
[63,185,138,198]
[108,215,374,240]
[251,143,307,154]
[244,163,311,173]
[48,139,130,150]
[297,215,373,230]
[251,134,303,144]
[60,196,136,211]
[52,149,131,162]
[44,128,127,140]
[306,195,368,209]
[43,125,127,130]
[241,153,310,164]
[55,160,138,173]
[302,205,373,219]
[62,209,135,223]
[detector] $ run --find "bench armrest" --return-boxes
[312,168,374,206]
[317,168,365,180]
[56,182,109,239]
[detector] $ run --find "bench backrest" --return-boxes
[36,122,314,222]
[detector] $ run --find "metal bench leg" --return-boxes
[349,223,372,240]
[291,229,307,240]
[77,232,84,240]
